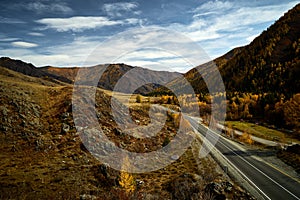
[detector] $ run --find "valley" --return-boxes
[0,2,299,200]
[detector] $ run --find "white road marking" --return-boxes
[189,117,300,200]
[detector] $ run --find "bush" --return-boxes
[136,95,142,103]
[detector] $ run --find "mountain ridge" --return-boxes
[0,57,180,94]
[164,3,300,96]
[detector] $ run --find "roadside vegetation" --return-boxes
[146,92,300,142]
[225,121,298,144]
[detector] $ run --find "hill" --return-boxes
[0,64,251,199]
[149,4,300,131]
[221,3,300,96]
[157,47,243,95]
[164,4,299,96]
[0,57,72,84]
[0,57,180,95]
[41,64,180,94]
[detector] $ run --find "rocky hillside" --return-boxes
[0,57,72,84]
[0,66,252,199]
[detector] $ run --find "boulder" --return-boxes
[171,155,179,160]
[61,123,70,134]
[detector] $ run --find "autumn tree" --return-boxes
[136,95,142,103]
[119,156,136,195]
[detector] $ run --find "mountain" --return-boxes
[147,4,300,131]
[163,3,300,97]
[41,64,181,94]
[158,47,243,95]
[0,60,252,199]
[220,3,300,96]
[0,57,180,95]
[0,57,72,84]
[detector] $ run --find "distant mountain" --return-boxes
[0,58,180,94]
[0,57,72,84]
[41,64,180,94]
[40,66,79,82]
[163,3,300,97]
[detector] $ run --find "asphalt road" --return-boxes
[187,117,300,200]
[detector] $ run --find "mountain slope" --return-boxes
[164,3,300,97]
[0,64,251,199]
[41,64,181,94]
[162,47,243,94]
[0,57,72,84]
[0,57,180,94]
[221,3,300,95]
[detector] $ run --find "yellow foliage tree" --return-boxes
[172,113,181,128]
[136,95,142,103]
[240,132,254,145]
[119,156,136,194]
[226,123,233,138]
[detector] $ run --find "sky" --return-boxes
[0,0,299,72]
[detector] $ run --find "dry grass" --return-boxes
[0,67,252,199]
[226,121,299,143]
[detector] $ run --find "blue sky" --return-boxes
[0,0,298,72]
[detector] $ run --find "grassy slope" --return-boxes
[0,67,252,199]
[225,121,299,143]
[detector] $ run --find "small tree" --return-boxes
[119,156,136,195]
[226,123,234,138]
[136,95,142,103]
[240,132,254,145]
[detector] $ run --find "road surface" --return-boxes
[187,116,300,200]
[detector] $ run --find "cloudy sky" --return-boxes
[0,0,298,72]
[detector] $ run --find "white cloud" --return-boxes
[194,0,233,13]
[1,47,70,67]
[79,27,210,72]
[0,37,19,42]
[102,2,140,17]
[211,4,294,31]
[28,32,44,37]
[1,47,72,67]
[36,16,140,32]
[1,36,107,67]
[11,41,38,48]
[0,17,25,24]
[121,49,178,60]
[113,49,192,72]
[2,1,299,73]
[168,0,299,59]
[21,2,73,14]
[1,28,208,72]
[26,54,71,66]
